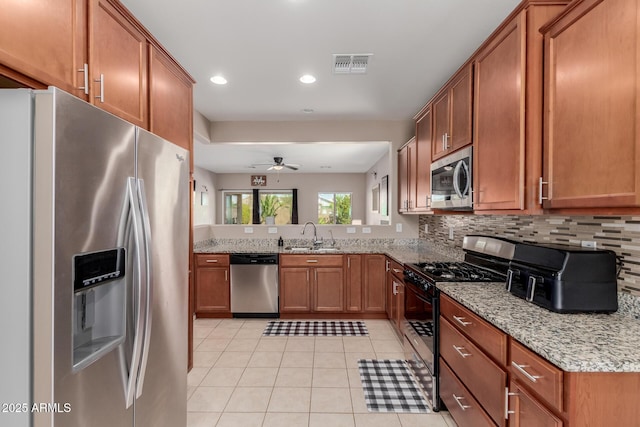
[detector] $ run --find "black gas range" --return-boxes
[402,235,516,412]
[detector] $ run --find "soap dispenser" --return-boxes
[278,236,284,247]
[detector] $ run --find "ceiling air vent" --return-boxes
[333,54,373,74]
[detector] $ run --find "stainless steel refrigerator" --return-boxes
[0,88,189,427]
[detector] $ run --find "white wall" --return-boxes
[365,149,391,226]
[193,166,217,226]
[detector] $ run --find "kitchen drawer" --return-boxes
[440,318,507,426]
[388,259,404,278]
[441,294,507,366]
[440,359,497,427]
[509,339,563,412]
[280,254,343,267]
[195,254,230,267]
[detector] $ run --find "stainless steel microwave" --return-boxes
[430,146,473,210]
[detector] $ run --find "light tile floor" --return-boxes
[188,318,457,427]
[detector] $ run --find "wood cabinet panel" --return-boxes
[432,64,473,161]
[543,0,640,208]
[414,107,432,211]
[90,0,148,127]
[314,267,344,312]
[363,254,386,312]
[510,339,563,412]
[195,266,229,314]
[508,380,563,427]
[345,254,363,312]
[0,0,86,96]
[280,267,311,312]
[440,318,507,426]
[195,254,230,267]
[149,46,193,151]
[440,294,508,366]
[474,14,525,211]
[397,141,410,212]
[280,254,343,267]
[440,359,497,427]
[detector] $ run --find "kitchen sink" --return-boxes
[284,246,340,252]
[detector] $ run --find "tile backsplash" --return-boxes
[419,215,640,296]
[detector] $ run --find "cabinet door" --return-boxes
[314,267,344,312]
[0,0,86,95]
[195,267,229,313]
[474,14,525,211]
[280,267,312,312]
[508,381,563,427]
[385,260,393,320]
[449,64,473,152]
[395,281,405,333]
[90,0,148,127]
[432,91,450,160]
[415,107,433,211]
[543,0,640,208]
[397,144,409,212]
[149,46,193,151]
[345,255,363,312]
[407,138,417,211]
[363,254,386,312]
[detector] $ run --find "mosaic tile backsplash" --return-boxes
[419,215,640,296]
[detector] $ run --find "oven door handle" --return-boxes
[412,290,432,305]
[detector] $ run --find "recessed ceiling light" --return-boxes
[210,75,227,85]
[299,74,316,84]
[302,108,314,114]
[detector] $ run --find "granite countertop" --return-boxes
[438,282,640,373]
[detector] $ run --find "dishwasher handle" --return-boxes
[230,253,279,264]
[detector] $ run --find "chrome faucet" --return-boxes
[328,229,336,247]
[302,221,323,246]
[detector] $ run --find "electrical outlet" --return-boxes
[346,227,356,234]
[244,227,254,234]
[268,227,277,234]
[581,240,597,249]
[448,227,454,240]
[396,223,402,232]
[362,227,372,234]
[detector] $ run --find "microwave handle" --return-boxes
[453,160,470,198]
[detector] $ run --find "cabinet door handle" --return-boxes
[504,387,518,419]
[511,361,542,383]
[306,259,318,263]
[224,270,228,281]
[347,258,351,268]
[444,132,450,149]
[539,177,549,205]
[205,259,219,263]
[385,260,390,272]
[94,74,104,103]
[78,63,89,95]
[453,315,472,327]
[453,345,471,358]
[392,268,402,274]
[452,394,471,411]
[392,282,398,295]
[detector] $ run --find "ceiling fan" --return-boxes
[253,156,300,171]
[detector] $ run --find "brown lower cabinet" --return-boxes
[386,257,405,338]
[194,254,230,317]
[441,293,640,427]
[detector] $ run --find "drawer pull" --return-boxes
[205,259,219,263]
[504,387,518,419]
[392,268,403,274]
[452,394,471,411]
[453,315,472,326]
[453,345,471,358]
[512,361,542,383]
[306,259,319,263]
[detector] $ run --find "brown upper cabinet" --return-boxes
[414,106,433,212]
[541,0,640,210]
[149,46,194,151]
[0,0,87,95]
[473,1,568,213]
[431,64,473,161]
[89,0,148,128]
[397,138,416,212]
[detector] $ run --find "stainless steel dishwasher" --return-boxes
[230,253,279,317]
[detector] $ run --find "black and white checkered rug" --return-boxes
[262,320,368,336]
[358,359,430,413]
[408,320,434,337]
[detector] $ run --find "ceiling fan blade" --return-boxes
[284,164,299,170]
[267,165,275,170]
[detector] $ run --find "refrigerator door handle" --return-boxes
[135,178,153,399]
[121,177,147,409]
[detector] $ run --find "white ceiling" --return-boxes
[120,0,521,173]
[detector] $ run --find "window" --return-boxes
[318,192,352,224]
[223,190,293,225]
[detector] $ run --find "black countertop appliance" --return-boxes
[506,242,618,313]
